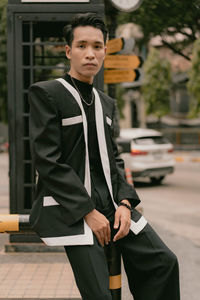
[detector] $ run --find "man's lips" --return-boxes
[83,63,97,67]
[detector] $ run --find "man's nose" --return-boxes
[85,47,95,59]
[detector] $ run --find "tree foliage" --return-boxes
[187,38,200,116]
[117,0,200,61]
[142,48,172,118]
[0,0,7,123]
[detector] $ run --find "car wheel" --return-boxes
[150,176,165,185]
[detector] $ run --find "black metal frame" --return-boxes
[7,0,104,242]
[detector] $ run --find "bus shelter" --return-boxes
[7,0,104,246]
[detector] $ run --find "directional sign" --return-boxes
[106,37,135,54]
[118,38,135,54]
[104,55,142,69]
[104,69,140,84]
[106,38,124,54]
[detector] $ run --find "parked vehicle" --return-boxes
[117,128,175,184]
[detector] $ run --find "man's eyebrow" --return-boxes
[76,40,104,45]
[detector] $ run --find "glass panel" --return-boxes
[23,115,29,137]
[20,19,73,212]
[24,186,32,209]
[23,69,31,89]
[24,139,31,160]
[24,163,32,184]
[23,93,29,113]
[22,22,30,42]
[23,46,30,66]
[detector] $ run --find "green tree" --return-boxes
[142,48,172,119]
[0,0,7,123]
[117,0,199,61]
[187,38,200,116]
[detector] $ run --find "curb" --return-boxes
[174,156,200,162]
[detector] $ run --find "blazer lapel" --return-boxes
[93,88,117,209]
[56,78,91,196]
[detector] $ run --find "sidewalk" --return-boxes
[0,152,81,299]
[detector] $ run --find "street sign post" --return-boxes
[104,69,140,84]
[118,38,135,54]
[106,37,135,54]
[104,55,142,69]
[106,38,124,54]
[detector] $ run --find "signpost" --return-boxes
[105,0,143,87]
[104,55,142,69]
[104,39,142,84]
[106,37,135,54]
[118,38,135,54]
[105,1,143,85]
[104,69,139,84]
[106,38,124,54]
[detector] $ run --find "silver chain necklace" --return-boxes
[70,75,95,107]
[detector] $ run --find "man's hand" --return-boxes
[113,200,131,242]
[84,209,111,247]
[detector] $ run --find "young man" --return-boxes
[29,13,180,300]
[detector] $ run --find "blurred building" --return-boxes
[115,23,200,150]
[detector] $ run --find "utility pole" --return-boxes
[104,0,118,100]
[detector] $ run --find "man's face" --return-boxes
[65,26,106,83]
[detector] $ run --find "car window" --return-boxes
[134,136,169,145]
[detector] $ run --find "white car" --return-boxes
[117,128,175,184]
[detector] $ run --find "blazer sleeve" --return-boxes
[111,102,141,208]
[29,83,95,226]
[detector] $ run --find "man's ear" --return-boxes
[65,45,71,59]
[104,46,107,59]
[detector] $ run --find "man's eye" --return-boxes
[95,45,102,49]
[78,44,85,48]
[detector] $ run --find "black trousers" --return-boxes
[64,210,180,300]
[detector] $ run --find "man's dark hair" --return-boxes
[63,13,107,46]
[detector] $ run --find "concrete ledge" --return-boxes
[191,157,200,162]
[5,242,65,253]
[174,152,200,163]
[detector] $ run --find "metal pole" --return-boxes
[104,0,118,100]
[104,241,121,300]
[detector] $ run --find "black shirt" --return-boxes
[64,74,115,220]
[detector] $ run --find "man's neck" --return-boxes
[68,71,93,84]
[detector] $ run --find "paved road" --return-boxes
[134,160,200,300]
[135,161,200,246]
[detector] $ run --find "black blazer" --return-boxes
[29,78,146,246]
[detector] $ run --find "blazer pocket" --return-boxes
[62,115,83,126]
[43,196,59,207]
[106,116,112,126]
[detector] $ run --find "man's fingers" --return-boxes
[84,209,111,246]
[113,220,130,242]
[114,214,119,229]
[113,225,124,242]
[104,224,111,245]
[96,231,105,247]
[95,222,111,246]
